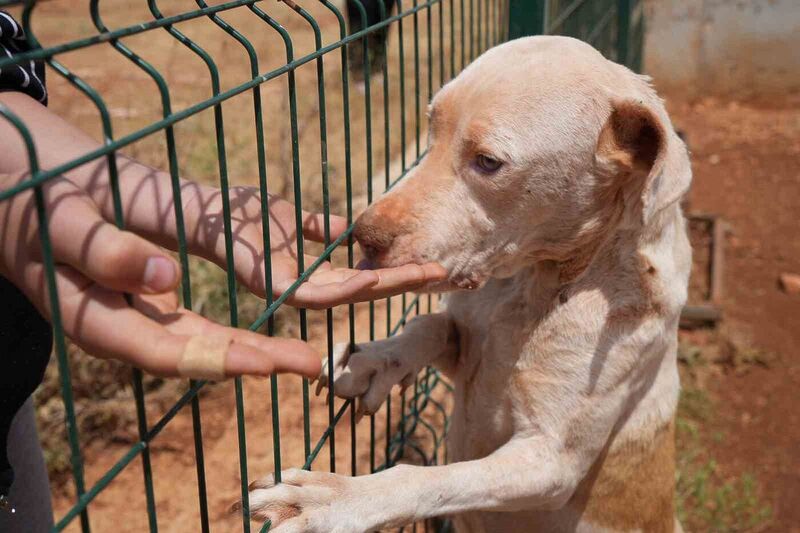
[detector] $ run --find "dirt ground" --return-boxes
[12,2,797,530]
[668,95,800,532]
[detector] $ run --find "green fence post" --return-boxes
[616,0,631,66]
[507,0,546,39]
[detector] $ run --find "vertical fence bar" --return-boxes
[246,4,294,490]
[192,4,292,526]
[388,0,410,468]
[484,0,491,50]
[616,0,630,66]
[508,0,546,38]
[397,0,408,171]
[92,20,194,533]
[284,0,336,474]
[413,0,421,157]
[631,0,644,72]
[460,0,466,69]
[191,5,273,529]
[146,4,250,529]
[428,0,435,102]
[380,0,394,475]
[469,0,474,61]
[438,0,444,88]
[17,6,95,531]
[28,183,89,531]
[87,5,189,530]
[492,0,498,45]
[497,0,504,44]
[449,0,456,78]
[476,0,481,54]
[487,0,493,47]
[378,0,391,193]
[250,5,312,476]
[131,371,158,533]
[0,105,95,532]
[318,0,358,476]
[348,0,378,474]
[41,232,91,531]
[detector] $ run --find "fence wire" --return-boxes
[0,0,641,531]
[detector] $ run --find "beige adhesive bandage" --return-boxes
[177,333,232,381]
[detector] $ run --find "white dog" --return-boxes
[244,35,691,532]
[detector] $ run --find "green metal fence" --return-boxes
[510,0,643,69]
[0,0,641,531]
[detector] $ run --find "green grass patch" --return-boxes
[675,383,772,532]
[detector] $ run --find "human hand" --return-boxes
[186,187,447,309]
[0,172,320,380]
[0,93,448,312]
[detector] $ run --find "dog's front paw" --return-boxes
[238,469,365,533]
[315,343,418,418]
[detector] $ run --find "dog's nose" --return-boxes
[353,211,396,261]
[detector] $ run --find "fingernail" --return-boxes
[143,256,177,292]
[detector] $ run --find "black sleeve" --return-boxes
[0,10,52,501]
[0,11,47,105]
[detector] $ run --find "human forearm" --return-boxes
[0,91,216,255]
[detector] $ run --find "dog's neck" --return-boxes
[512,202,688,318]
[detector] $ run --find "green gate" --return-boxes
[0,0,642,531]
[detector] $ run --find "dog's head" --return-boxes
[354,36,691,290]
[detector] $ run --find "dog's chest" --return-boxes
[443,278,560,459]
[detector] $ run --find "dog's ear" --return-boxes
[595,99,691,227]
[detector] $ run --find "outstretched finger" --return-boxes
[226,333,321,378]
[22,262,320,380]
[344,262,449,301]
[136,296,322,378]
[279,262,448,309]
[301,209,349,243]
[371,262,448,290]
[279,269,380,310]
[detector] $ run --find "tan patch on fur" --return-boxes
[570,421,676,532]
[634,253,665,315]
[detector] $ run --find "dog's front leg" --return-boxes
[245,436,575,532]
[316,312,458,417]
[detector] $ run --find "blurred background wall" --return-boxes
[643,0,800,101]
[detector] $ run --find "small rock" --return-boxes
[709,154,721,165]
[779,273,800,294]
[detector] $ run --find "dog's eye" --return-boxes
[475,154,503,173]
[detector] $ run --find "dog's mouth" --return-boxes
[355,257,378,271]
[449,273,486,291]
